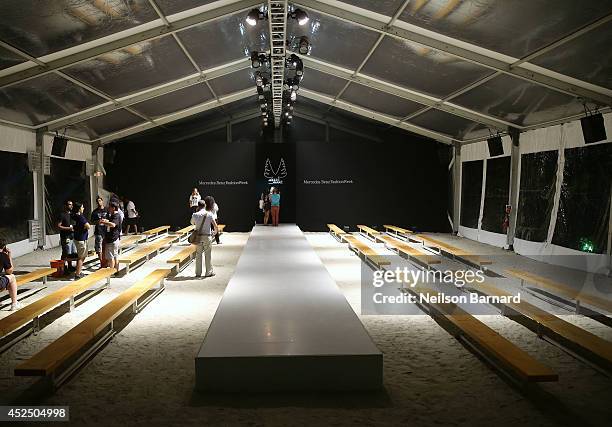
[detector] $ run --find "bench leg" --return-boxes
[106,276,111,288]
[69,296,75,312]
[42,276,47,284]
[134,279,165,313]
[32,316,40,335]
[52,322,115,389]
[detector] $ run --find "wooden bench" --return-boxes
[408,284,557,383]
[327,224,346,240]
[0,268,116,353]
[117,235,177,274]
[342,234,390,269]
[357,225,380,240]
[167,245,197,273]
[375,234,440,266]
[384,225,413,236]
[172,225,195,240]
[465,280,612,371]
[414,234,493,268]
[15,269,171,388]
[15,268,57,286]
[143,225,170,240]
[506,268,612,315]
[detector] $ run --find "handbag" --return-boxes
[188,215,206,244]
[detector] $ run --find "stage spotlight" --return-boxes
[251,51,261,68]
[246,8,262,26]
[290,90,297,101]
[255,72,264,86]
[290,8,309,25]
[298,36,310,55]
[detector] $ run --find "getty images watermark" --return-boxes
[360,255,611,315]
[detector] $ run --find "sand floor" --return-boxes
[0,232,611,427]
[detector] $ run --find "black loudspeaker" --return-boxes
[51,136,68,157]
[581,113,607,144]
[487,135,504,157]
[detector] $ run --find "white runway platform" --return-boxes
[195,224,383,392]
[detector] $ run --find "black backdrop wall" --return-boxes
[105,138,449,232]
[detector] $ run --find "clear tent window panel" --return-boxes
[340,82,425,119]
[0,73,105,126]
[552,143,612,254]
[460,160,483,229]
[68,109,145,139]
[300,68,347,97]
[451,74,587,127]
[0,0,158,58]
[481,156,511,234]
[287,9,381,70]
[0,151,33,244]
[408,109,484,139]
[222,97,260,116]
[339,0,406,17]
[63,35,195,98]
[516,150,558,242]
[398,0,612,59]
[131,83,214,119]
[208,70,255,96]
[532,23,612,90]
[177,12,268,70]
[361,36,492,98]
[155,0,220,16]
[0,46,25,70]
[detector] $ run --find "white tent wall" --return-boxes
[0,122,95,256]
[458,112,612,273]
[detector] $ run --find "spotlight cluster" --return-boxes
[246,5,311,127]
[245,6,309,27]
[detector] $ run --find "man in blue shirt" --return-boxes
[270,187,281,226]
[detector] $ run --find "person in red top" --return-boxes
[0,238,21,311]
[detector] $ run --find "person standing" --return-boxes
[124,197,139,234]
[262,192,271,225]
[72,202,91,280]
[270,188,281,226]
[211,199,221,244]
[189,188,201,213]
[99,202,122,270]
[0,239,21,311]
[91,196,108,266]
[57,200,76,272]
[190,197,218,278]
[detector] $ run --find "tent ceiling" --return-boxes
[0,0,609,146]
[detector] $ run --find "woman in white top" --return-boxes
[123,197,139,234]
[189,188,201,213]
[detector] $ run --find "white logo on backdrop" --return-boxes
[264,158,287,184]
